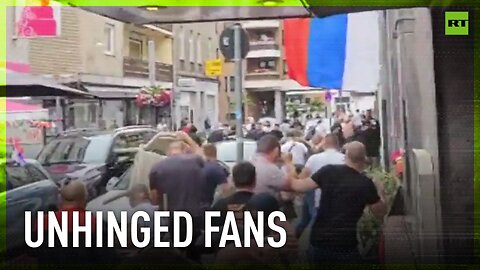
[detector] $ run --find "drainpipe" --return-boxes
[148,39,156,126]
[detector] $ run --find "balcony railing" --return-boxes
[249,40,279,51]
[246,68,280,77]
[123,57,173,82]
[241,20,280,29]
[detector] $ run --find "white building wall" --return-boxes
[350,95,376,112]
[176,79,219,130]
[6,6,30,66]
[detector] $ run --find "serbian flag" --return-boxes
[284,11,380,92]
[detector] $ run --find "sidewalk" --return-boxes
[383,215,416,265]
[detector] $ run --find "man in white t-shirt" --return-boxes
[295,134,345,238]
[314,119,330,138]
[281,131,309,166]
[352,109,363,128]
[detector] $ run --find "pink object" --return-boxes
[5,61,31,73]
[6,101,43,112]
[17,6,58,37]
[390,149,404,162]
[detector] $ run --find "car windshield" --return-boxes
[216,142,257,162]
[113,167,132,191]
[37,134,112,165]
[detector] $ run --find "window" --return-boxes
[27,165,48,182]
[37,135,112,165]
[196,33,202,64]
[88,103,97,124]
[6,166,34,189]
[229,77,235,92]
[113,131,156,151]
[179,27,185,60]
[258,59,276,70]
[189,30,194,63]
[283,59,288,74]
[129,38,143,59]
[335,97,350,103]
[104,23,115,55]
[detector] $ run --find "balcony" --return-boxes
[249,40,279,51]
[246,49,281,59]
[123,57,173,82]
[241,20,280,29]
[246,68,280,77]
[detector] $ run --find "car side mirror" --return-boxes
[106,177,120,192]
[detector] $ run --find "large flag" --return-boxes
[284,11,380,92]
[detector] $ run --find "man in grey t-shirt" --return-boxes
[251,135,296,200]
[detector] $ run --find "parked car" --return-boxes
[2,159,53,191]
[36,126,159,200]
[1,160,58,259]
[87,132,176,217]
[215,140,257,170]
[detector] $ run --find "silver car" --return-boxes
[215,140,257,170]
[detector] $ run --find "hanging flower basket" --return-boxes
[136,86,172,108]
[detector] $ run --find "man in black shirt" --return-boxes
[203,162,256,254]
[363,111,381,167]
[290,141,387,264]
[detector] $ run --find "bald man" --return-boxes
[35,180,117,264]
[59,180,88,208]
[290,141,386,264]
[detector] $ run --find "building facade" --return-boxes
[26,7,173,129]
[5,6,30,72]
[218,20,315,123]
[172,22,220,131]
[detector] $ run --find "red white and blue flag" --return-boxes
[284,11,380,92]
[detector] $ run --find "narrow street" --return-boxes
[1,3,474,268]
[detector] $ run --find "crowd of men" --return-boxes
[24,108,387,268]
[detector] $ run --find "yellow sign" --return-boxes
[205,59,223,76]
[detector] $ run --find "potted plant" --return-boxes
[357,168,401,261]
[136,86,171,108]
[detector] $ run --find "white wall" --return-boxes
[176,79,219,130]
[6,6,29,65]
[350,95,376,112]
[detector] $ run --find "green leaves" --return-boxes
[357,168,401,257]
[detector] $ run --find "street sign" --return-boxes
[219,26,250,60]
[205,59,223,76]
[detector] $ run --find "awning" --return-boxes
[246,49,281,58]
[282,79,318,91]
[6,100,44,112]
[69,4,436,24]
[75,6,310,24]
[245,79,320,90]
[5,71,95,98]
[245,79,282,90]
[86,86,140,99]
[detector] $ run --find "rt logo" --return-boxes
[445,11,469,35]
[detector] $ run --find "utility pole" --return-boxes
[233,24,244,162]
[148,40,156,126]
[170,34,177,131]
